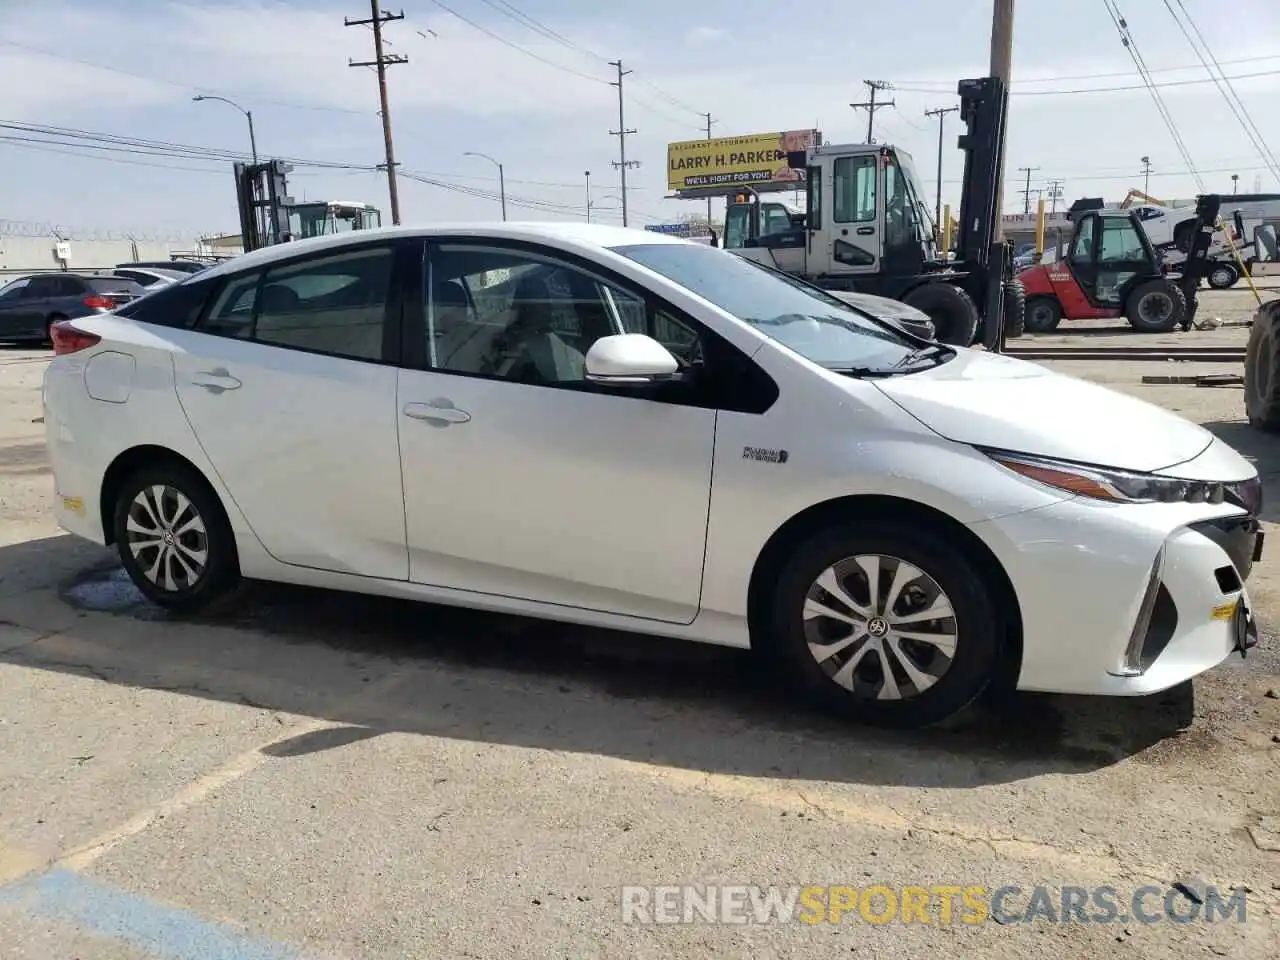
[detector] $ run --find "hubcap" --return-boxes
[803,554,958,701]
[1211,268,1231,285]
[125,484,208,592]
[1031,305,1053,324]
[1140,293,1172,322]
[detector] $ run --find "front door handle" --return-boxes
[403,400,471,426]
[191,368,241,393]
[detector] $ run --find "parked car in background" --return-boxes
[41,223,1263,728]
[0,273,144,343]
[117,260,208,275]
[113,266,188,289]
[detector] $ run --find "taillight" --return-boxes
[83,295,116,310]
[51,321,101,356]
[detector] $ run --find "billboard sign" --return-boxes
[667,129,820,192]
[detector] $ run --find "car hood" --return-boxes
[872,348,1214,473]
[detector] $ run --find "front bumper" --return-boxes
[974,496,1263,696]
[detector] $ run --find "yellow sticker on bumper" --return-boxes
[1211,600,1238,621]
[61,496,84,516]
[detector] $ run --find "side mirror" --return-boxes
[584,334,680,385]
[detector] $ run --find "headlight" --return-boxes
[985,450,1230,505]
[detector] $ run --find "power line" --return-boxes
[1100,0,1204,192]
[423,0,609,84]
[891,67,1280,97]
[0,38,374,116]
[1163,0,1280,183]
[889,52,1280,87]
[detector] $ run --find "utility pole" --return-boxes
[1232,173,1239,195]
[346,1,407,225]
[608,60,640,227]
[1046,177,1064,214]
[1017,165,1039,215]
[850,80,894,143]
[989,0,1014,240]
[924,105,959,235]
[703,112,717,228]
[1140,155,1152,195]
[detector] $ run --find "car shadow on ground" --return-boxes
[1203,419,1280,525]
[0,534,1201,791]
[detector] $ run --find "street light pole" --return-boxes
[464,151,506,221]
[192,95,257,163]
[584,170,591,223]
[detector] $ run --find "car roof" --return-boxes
[196,222,691,282]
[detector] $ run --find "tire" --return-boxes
[1024,295,1062,333]
[1244,301,1280,430]
[112,461,239,613]
[45,313,68,346]
[1125,278,1186,333]
[901,282,980,346]
[1003,277,1026,339]
[1207,263,1240,290]
[765,521,1003,728]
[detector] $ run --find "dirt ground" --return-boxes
[0,285,1278,959]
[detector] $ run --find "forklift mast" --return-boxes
[953,75,1011,350]
[1173,193,1224,330]
[234,160,295,253]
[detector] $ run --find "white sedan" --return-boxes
[43,223,1263,727]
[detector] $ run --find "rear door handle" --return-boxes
[191,368,242,393]
[403,401,471,425]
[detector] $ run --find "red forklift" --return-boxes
[1018,206,1187,334]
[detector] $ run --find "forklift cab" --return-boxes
[1064,209,1161,308]
[722,145,938,293]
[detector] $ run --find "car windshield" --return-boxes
[609,242,920,372]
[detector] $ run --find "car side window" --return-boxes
[426,245,703,385]
[253,247,394,360]
[25,276,57,298]
[198,246,396,361]
[0,279,31,302]
[54,276,87,296]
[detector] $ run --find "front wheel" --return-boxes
[1125,278,1186,333]
[901,283,980,346]
[112,462,239,612]
[766,523,1003,728]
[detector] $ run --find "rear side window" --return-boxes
[115,275,219,328]
[88,277,144,296]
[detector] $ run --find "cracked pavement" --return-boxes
[2,291,1280,959]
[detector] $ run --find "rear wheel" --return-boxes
[1125,278,1186,333]
[1003,278,1026,338]
[765,522,1002,728]
[1024,296,1062,333]
[1207,263,1240,289]
[901,282,980,346]
[112,462,239,613]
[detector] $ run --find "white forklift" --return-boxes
[676,77,1024,346]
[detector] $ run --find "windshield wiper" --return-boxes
[891,343,954,369]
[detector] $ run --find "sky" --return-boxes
[1,0,1278,241]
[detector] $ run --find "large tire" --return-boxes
[1003,277,1026,339]
[765,520,1003,728]
[1244,300,1280,430]
[1207,262,1240,290]
[1024,295,1062,333]
[901,283,980,346]
[1125,278,1186,333]
[112,460,240,613]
